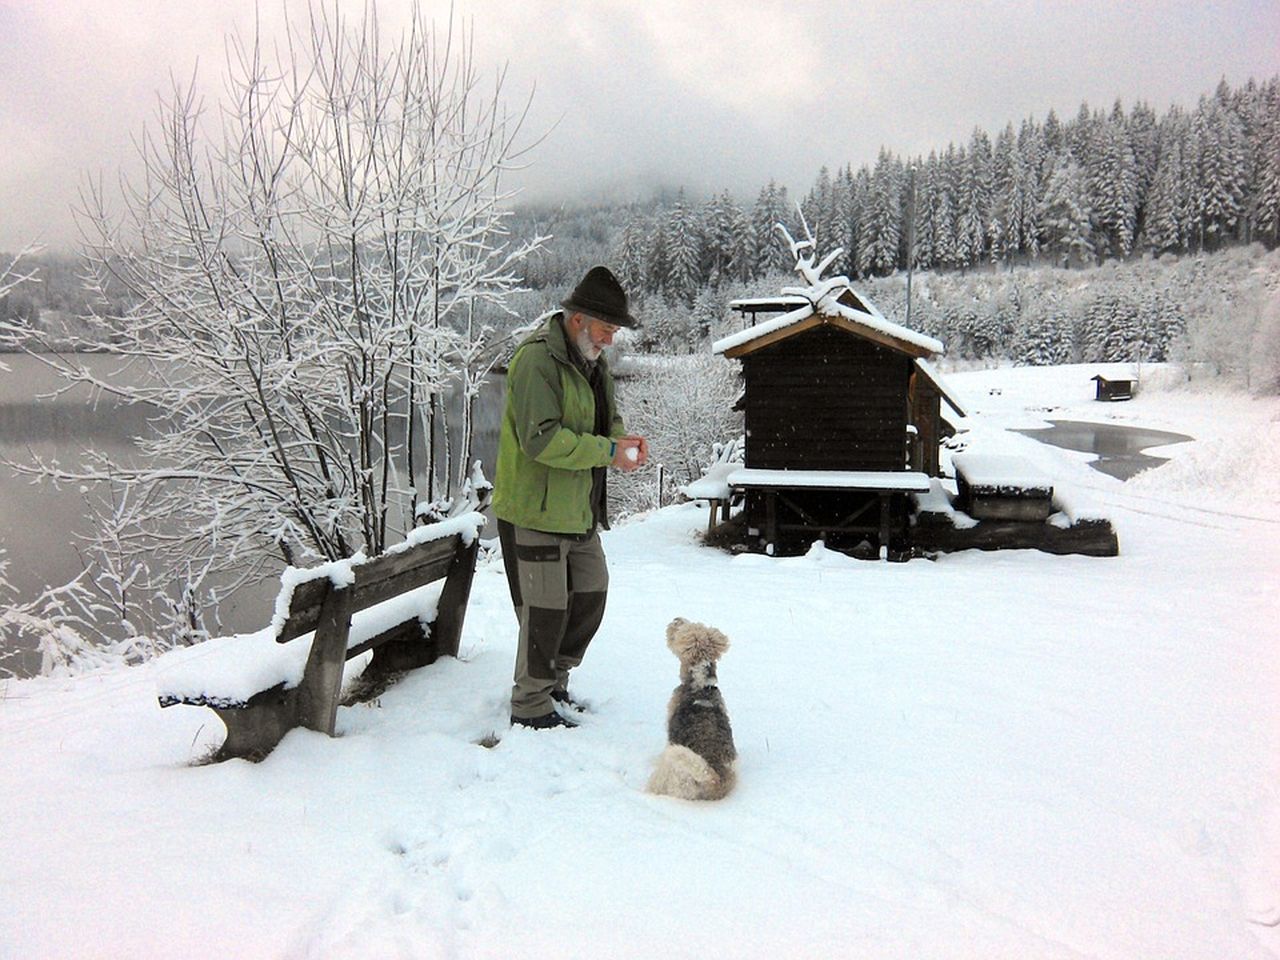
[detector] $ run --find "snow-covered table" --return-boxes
[727,468,931,559]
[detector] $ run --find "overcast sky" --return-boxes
[2,0,1278,251]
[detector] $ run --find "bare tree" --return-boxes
[1,4,542,654]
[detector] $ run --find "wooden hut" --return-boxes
[1091,374,1136,401]
[715,286,964,557]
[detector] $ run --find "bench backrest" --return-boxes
[276,533,463,644]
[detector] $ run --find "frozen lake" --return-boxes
[0,352,503,677]
[1015,419,1193,480]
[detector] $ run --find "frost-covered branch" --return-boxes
[2,3,543,666]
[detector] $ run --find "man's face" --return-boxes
[569,312,620,361]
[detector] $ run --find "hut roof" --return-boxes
[915,358,968,417]
[714,285,943,359]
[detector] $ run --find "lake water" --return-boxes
[0,353,503,677]
[1014,419,1193,480]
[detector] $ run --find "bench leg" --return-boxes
[432,535,481,660]
[878,493,891,561]
[213,686,298,762]
[297,585,354,737]
[765,491,778,553]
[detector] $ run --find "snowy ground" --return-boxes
[2,363,1278,959]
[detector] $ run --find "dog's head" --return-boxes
[666,617,730,667]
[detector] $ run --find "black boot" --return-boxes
[550,689,587,713]
[511,710,578,730]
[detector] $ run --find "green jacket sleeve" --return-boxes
[509,346,614,470]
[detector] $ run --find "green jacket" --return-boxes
[493,312,625,534]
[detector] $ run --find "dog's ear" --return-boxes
[665,617,687,646]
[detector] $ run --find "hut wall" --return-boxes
[908,374,942,477]
[742,325,912,472]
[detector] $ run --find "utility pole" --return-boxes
[905,163,918,328]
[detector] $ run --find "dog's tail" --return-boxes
[646,744,735,801]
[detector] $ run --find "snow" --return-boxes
[952,453,1054,493]
[681,460,738,500]
[728,467,932,491]
[3,363,1280,959]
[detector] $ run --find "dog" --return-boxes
[646,617,737,801]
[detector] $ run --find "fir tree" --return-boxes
[1144,112,1190,254]
[751,181,792,276]
[1192,96,1248,249]
[861,149,903,276]
[664,190,703,305]
[1039,157,1093,267]
[1088,109,1138,258]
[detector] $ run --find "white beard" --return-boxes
[574,326,603,362]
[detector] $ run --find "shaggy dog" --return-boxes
[646,618,737,801]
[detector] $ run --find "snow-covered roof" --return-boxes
[716,229,943,359]
[915,358,969,417]
[727,295,810,311]
[713,293,943,359]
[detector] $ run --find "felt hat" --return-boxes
[561,265,640,328]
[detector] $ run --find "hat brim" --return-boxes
[561,298,641,329]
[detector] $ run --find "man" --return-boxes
[493,265,649,730]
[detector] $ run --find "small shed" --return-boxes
[713,266,963,557]
[1092,374,1136,401]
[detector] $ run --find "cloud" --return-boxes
[1,0,1278,250]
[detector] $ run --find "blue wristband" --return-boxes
[609,440,617,459]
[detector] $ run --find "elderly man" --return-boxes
[493,265,649,730]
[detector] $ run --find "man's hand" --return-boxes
[612,435,648,472]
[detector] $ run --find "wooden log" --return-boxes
[912,516,1119,557]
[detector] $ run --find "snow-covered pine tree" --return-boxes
[644,218,669,296]
[829,166,856,276]
[665,190,704,305]
[1253,82,1280,247]
[614,216,650,294]
[1144,108,1190,254]
[911,157,938,271]
[1128,100,1160,238]
[1191,94,1248,250]
[933,163,961,271]
[1017,118,1046,257]
[1039,156,1094,267]
[751,181,792,277]
[1087,105,1139,258]
[958,135,990,268]
[847,167,871,278]
[801,167,835,253]
[700,192,736,289]
[860,149,902,276]
[990,124,1016,262]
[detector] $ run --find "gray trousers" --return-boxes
[497,520,609,719]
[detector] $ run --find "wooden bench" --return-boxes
[157,498,488,762]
